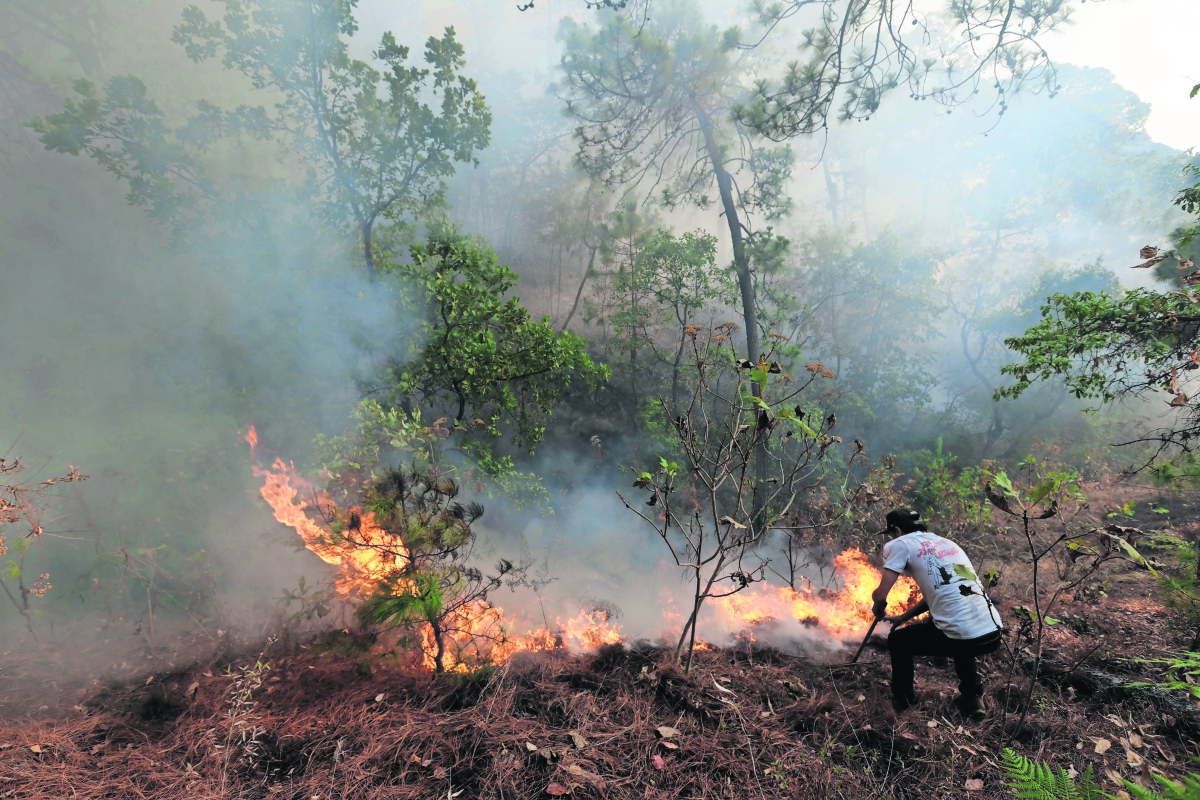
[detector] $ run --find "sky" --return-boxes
[366,0,1199,153]
[1049,0,1200,152]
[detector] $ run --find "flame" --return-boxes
[247,425,913,666]
[246,425,622,671]
[561,609,623,649]
[251,454,405,596]
[713,547,919,640]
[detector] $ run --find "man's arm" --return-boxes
[886,599,928,626]
[871,569,901,620]
[872,568,928,624]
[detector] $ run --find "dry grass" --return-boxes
[2,586,1198,800]
[3,479,1198,799]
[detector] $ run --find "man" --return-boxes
[870,508,1003,718]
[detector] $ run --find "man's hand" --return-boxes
[884,614,907,625]
[872,599,887,620]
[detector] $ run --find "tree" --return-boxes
[30,0,491,278]
[639,229,728,407]
[354,468,528,673]
[379,234,609,469]
[559,0,793,366]
[999,270,1200,462]
[736,0,1079,140]
[619,323,841,671]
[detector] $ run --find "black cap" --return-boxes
[883,508,923,534]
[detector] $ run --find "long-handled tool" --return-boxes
[850,617,881,663]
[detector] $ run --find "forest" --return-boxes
[2,0,1200,798]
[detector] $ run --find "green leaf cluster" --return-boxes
[385,233,608,455]
[1000,748,1101,800]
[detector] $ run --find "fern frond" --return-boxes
[1000,748,1101,800]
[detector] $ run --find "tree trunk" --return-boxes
[431,620,447,673]
[695,106,757,365]
[362,219,376,281]
[822,158,841,232]
[695,104,766,531]
[560,244,597,332]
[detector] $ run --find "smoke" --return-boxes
[0,0,1191,673]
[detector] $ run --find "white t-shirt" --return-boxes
[881,531,1003,640]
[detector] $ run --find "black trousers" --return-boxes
[888,621,1002,701]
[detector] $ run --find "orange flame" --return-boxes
[713,548,919,640]
[246,426,622,671]
[251,454,405,596]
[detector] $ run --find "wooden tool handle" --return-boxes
[851,617,881,663]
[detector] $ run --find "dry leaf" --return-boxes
[526,742,538,752]
[1128,732,1143,748]
[651,754,665,770]
[145,675,154,685]
[1133,254,1170,269]
[712,679,734,695]
[855,694,865,702]
[185,682,199,697]
[432,767,447,779]
[1134,762,1153,789]
[1095,738,1112,754]
[965,779,984,791]
[1106,768,1127,787]
[569,732,587,750]
[1125,749,1144,767]
[421,758,432,768]
[409,754,422,764]
[29,745,42,754]
[90,744,104,755]
[566,765,606,790]
[374,694,385,703]
[661,742,679,750]
[1068,765,1078,779]
[927,720,939,728]
[656,726,680,739]
[546,783,570,796]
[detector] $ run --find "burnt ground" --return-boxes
[1,587,1197,800]
[3,483,1200,799]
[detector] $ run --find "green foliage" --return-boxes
[340,467,530,672]
[908,438,990,527]
[1000,162,1200,456]
[999,748,1102,800]
[357,571,444,629]
[385,233,607,454]
[1151,454,1200,490]
[29,0,491,276]
[1127,651,1200,700]
[1122,773,1200,800]
[1149,536,1200,644]
[314,400,436,494]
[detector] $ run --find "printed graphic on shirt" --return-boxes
[882,532,1002,640]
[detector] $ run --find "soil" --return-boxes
[2,483,1198,799]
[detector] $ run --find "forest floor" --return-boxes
[2,481,1199,799]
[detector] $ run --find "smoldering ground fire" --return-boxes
[246,425,918,669]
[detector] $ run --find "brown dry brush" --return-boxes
[0,456,88,634]
[4,611,1200,800]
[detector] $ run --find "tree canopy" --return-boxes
[30,0,491,278]
[380,234,608,465]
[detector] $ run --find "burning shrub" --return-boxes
[350,467,532,672]
[620,324,851,671]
